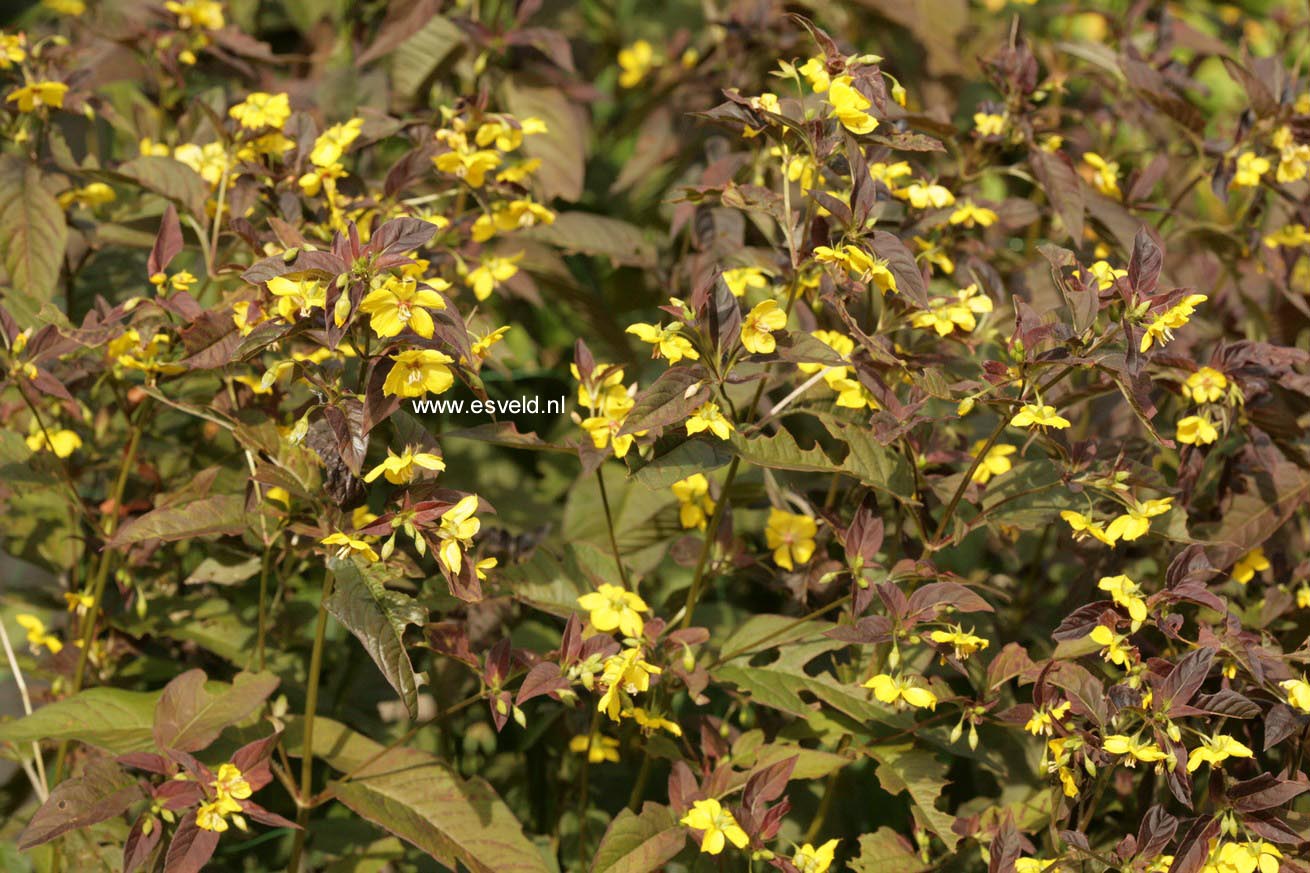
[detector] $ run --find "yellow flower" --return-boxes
[827,76,878,135]
[297,162,347,198]
[626,322,698,363]
[569,732,620,763]
[472,199,555,242]
[1231,547,1270,585]
[869,160,913,190]
[1,33,27,69]
[470,325,510,358]
[1097,574,1148,625]
[1024,701,1071,736]
[108,330,186,375]
[1297,584,1310,610]
[686,401,733,440]
[382,349,455,398]
[573,362,629,415]
[433,148,501,187]
[359,275,448,338]
[973,112,1007,137]
[196,801,230,832]
[626,706,682,737]
[1089,624,1132,667]
[680,798,749,855]
[722,266,771,297]
[1186,734,1253,772]
[671,474,715,530]
[1088,260,1126,291]
[1264,224,1310,248]
[1140,293,1206,353]
[577,583,649,638]
[1010,403,1070,430]
[16,614,63,654]
[1015,859,1055,873]
[1176,414,1218,446]
[1207,842,1281,873]
[229,92,290,130]
[797,56,830,93]
[26,425,82,458]
[173,141,233,187]
[929,626,989,660]
[864,673,938,710]
[58,182,116,210]
[363,447,445,485]
[1082,152,1121,198]
[1280,677,1310,713]
[435,495,480,575]
[1060,510,1117,546]
[211,763,252,805]
[321,532,380,563]
[949,200,998,228]
[740,299,787,354]
[465,253,522,301]
[911,284,992,336]
[1231,151,1270,188]
[64,592,94,613]
[266,275,326,322]
[166,0,224,29]
[597,646,661,720]
[1184,367,1228,404]
[793,839,840,873]
[618,40,656,88]
[7,81,68,112]
[764,508,818,571]
[1102,734,1169,766]
[310,118,364,168]
[896,182,956,210]
[971,442,1015,484]
[1104,497,1172,544]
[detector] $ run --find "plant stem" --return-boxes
[256,546,272,672]
[287,569,336,873]
[594,469,630,589]
[678,454,740,630]
[53,416,143,782]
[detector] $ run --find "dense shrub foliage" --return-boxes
[2,1,1310,871]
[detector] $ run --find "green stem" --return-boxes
[287,569,336,873]
[256,546,272,672]
[595,469,631,589]
[53,417,143,782]
[678,454,741,630]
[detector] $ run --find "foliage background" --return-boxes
[2,0,1310,872]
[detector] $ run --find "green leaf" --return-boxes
[869,744,959,850]
[286,717,550,873]
[0,156,68,303]
[152,668,279,753]
[107,494,247,548]
[391,14,463,96]
[619,367,708,436]
[631,439,732,490]
[849,828,931,873]
[0,688,160,754]
[504,80,588,203]
[325,558,427,720]
[728,424,914,501]
[590,803,685,873]
[526,212,657,269]
[18,759,142,850]
[114,156,210,220]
